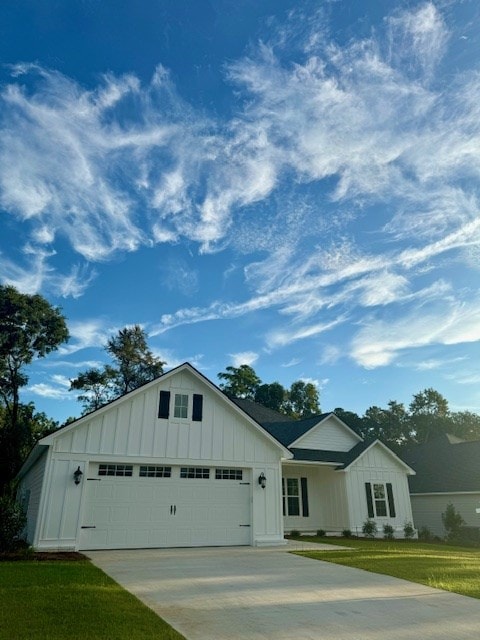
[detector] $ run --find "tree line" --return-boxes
[2,284,480,495]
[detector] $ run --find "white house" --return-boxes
[17,363,416,551]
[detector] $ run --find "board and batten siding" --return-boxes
[292,416,361,452]
[410,493,480,537]
[53,369,279,464]
[282,464,349,533]
[345,444,414,536]
[32,367,286,550]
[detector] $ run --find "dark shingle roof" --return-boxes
[231,398,292,424]
[402,434,480,493]
[289,440,377,466]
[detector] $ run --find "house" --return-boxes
[402,433,480,537]
[17,363,416,551]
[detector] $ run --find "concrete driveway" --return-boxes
[88,542,480,640]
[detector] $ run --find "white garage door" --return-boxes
[79,463,251,550]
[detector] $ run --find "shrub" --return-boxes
[0,496,27,552]
[362,519,377,538]
[316,529,326,537]
[289,530,301,538]
[442,503,465,542]
[383,523,395,540]
[403,521,415,539]
[418,525,433,542]
[450,526,480,547]
[342,529,352,538]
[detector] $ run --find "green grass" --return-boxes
[0,560,185,640]
[292,536,480,600]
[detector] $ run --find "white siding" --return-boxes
[410,493,480,537]
[35,366,286,550]
[345,444,414,537]
[293,416,361,451]
[53,370,279,464]
[282,465,349,534]
[18,450,48,544]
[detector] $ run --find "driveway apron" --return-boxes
[88,542,480,640]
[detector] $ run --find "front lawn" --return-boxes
[0,559,185,640]
[292,536,480,600]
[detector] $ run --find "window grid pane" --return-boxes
[180,467,210,479]
[373,483,387,516]
[139,466,172,478]
[174,394,189,418]
[98,464,133,477]
[285,478,301,516]
[215,468,243,480]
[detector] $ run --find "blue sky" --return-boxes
[1,0,480,424]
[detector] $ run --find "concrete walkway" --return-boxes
[88,542,480,640]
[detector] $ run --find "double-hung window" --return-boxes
[365,482,396,518]
[282,477,309,517]
[173,393,188,419]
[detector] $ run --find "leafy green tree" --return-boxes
[254,382,286,412]
[106,326,165,396]
[70,368,115,414]
[448,411,480,441]
[409,388,450,443]
[71,325,165,413]
[285,380,320,419]
[363,401,412,449]
[218,365,261,399]
[0,285,68,492]
[333,408,365,434]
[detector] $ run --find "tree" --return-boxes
[106,326,165,396]
[448,411,480,441]
[0,285,68,491]
[362,401,411,449]
[70,368,114,414]
[285,380,320,419]
[218,365,261,399]
[254,382,286,412]
[333,408,365,434]
[71,325,165,413]
[441,502,465,542]
[409,388,450,443]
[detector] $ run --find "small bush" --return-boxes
[362,519,377,538]
[289,530,301,538]
[403,521,415,540]
[383,524,395,540]
[316,529,326,537]
[418,525,433,542]
[449,526,480,548]
[442,503,465,542]
[0,496,27,553]
[342,529,352,538]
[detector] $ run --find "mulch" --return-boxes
[0,551,88,561]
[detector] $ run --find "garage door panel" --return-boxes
[79,465,251,550]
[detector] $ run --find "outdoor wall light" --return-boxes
[73,466,83,485]
[258,472,266,489]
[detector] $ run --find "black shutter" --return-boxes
[158,390,170,418]
[386,483,396,518]
[192,394,203,421]
[301,477,309,517]
[365,483,374,518]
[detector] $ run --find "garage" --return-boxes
[18,363,289,551]
[79,463,252,550]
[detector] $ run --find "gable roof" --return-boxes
[402,434,480,493]
[18,363,291,478]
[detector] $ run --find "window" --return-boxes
[139,466,172,478]
[174,393,189,419]
[215,468,243,480]
[282,477,309,517]
[98,464,133,477]
[180,467,210,479]
[365,482,396,518]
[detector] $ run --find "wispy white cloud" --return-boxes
[28,374,71,400]
[229,351,259,368]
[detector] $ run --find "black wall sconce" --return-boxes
[258,472,266,489]
[73,466,83,485]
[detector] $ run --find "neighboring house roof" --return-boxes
[402,433,480,493]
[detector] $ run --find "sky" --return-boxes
[1,0,480,424]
